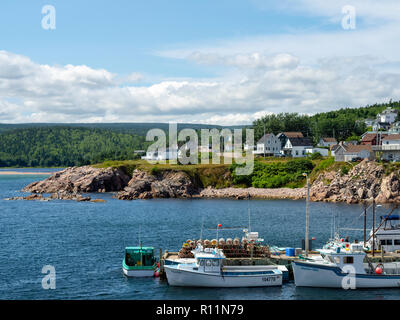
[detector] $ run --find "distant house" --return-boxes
[277,132,304,149]
[389,121,400,134]
[334,144,374,162]
[283,137,313,157]
[305,147,329,157]
[255,133,281,156]
[360,133,387,145]
[142,148,178,161]
[377,134,400,161]
[330,144,341,157]
[373,122,391,131]
[364,118,376,127]
[318,137,337,148]
[377,107,398,124]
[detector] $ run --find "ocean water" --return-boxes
[0,170,399,300]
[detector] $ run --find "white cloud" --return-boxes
[1,43,400,125]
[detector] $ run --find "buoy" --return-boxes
[157,262,160,268]
[345,243,350,248]
[312,237,315,241]
[154,271,160,277]
[218,224,222,228]
[375,267,383,275]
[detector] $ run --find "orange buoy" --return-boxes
[375,267,383,274]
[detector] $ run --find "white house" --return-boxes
[334,144,374,162]
[318,137,337,148]
[142,148,179,161]
[283,137,313,157]
[254,133,281,156]
[379,134,400,161]
[378,107,398,124]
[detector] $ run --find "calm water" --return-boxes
[0,170,399,300]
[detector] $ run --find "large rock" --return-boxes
[116,169,199,200]
[310,159,400,204]
[23,166,131,194]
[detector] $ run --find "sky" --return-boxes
[1,0,400,125]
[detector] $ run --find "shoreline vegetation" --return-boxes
[16,157,400,204]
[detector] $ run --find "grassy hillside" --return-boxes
[93,158,324,189]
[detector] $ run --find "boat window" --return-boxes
[206,260,212,267]
[394,240,400,245]
[199,259,204,266]
[334,256,340,264]
[212,260,219,266]
[343,256,354,264]
[380,240,387,246]
[387,239,393,245]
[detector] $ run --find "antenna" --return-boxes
[138,225,141,247]
[199,215,204,241]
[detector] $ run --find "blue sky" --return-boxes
[0,1,400,124]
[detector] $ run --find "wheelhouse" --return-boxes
[124,247,156,269]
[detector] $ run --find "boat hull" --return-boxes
[165,265,282,287]
[123,267,155,277]
[293,260,400,288]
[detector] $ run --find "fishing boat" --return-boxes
[367,215,400,252]
[292,238,400,288]
[164,245,283,287]
[122,245,157,277]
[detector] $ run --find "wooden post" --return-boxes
[372,200,375,257]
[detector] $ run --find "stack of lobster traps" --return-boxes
[177,237,271,259]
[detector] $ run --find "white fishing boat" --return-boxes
[367,215,400,252]
[292,238,400,288]
[165,245,283,287]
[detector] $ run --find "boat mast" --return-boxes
[247,193,251,233]
[364,202,367,246]
[372,199,375,257]
[199,215,205,241]
[303,172,310,257]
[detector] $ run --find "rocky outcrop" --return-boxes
[23,166,130,194]
[310,159,400,204]
[116,169,199,200]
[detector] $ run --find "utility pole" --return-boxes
[303,173,310,256]
[372,199,376,257]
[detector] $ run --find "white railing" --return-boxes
[380,144,400,150]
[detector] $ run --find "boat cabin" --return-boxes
[374,215,400,252]
[124,247,156,268]
[194,247,225,273]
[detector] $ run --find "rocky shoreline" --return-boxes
[17,160,400,203]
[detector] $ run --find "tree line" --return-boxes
[0,127,149,167]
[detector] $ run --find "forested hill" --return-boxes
[0,127,149,167]
[253,100,400,142]
[0,123,245,135]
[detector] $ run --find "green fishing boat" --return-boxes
[122,245,157,277]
